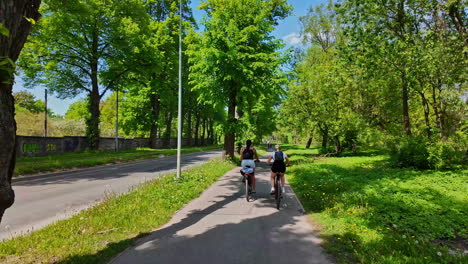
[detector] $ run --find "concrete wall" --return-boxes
[16,136,212,157]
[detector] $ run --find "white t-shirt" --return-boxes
[270,151,287,161]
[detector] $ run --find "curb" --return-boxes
[285,178,307,215]
[12,150,222,183]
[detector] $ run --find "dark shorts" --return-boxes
[271,161,286,173]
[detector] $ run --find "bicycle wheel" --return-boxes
[245,174,250,201]
[275,175,281,209]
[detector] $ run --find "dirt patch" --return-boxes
[432,236,468,256]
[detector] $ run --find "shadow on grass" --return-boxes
[285,145,468,263]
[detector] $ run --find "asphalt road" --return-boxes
[111,159,334,264]
[0,150,221,240]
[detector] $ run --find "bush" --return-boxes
[428,141,467,170]
[392,136,431,169]
[393,136,467,170]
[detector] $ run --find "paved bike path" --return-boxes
[111,159,334,264]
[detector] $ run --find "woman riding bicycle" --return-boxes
[240,139,259,193]
[267,145,290,195]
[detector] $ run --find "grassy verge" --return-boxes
[284,145,467,264]
[0,158,235,264]
[15,145,220,177]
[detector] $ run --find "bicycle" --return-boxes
[273,172,282,209]
[268,164,289,210]
[240,166,254,202]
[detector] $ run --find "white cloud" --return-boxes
[283,32,303,46]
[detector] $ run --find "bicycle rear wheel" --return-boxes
[245,174,250,201]
[275,175,281,209]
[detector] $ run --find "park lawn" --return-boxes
[0,158,236,264]
[15,145,220,177]
[284,145,467,264]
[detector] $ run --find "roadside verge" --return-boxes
[0,158,235,264]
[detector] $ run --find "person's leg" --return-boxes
[251,174,256,192]
[280,173,286,193]
[270,171,276,194]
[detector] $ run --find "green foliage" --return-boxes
[0,23,10,36]
[19,0,151,148]
[427,141,467,170]
[278,0,467,169]
[391,135,467,170]
[13,91,47,114]
[188,0,291,155]
[286,145,468,264]
[2,158,235,264]
[392,136,431,170]
[64,99,89,120]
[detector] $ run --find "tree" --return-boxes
[65,99,89,121]
[19,0,149,149]
[119,0,195,147]
[280,0,466,163]
[188,0,291,158]
[0,0,41,222]
[13,91,45,113]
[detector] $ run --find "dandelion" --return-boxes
[363,229,368,232]
[437,252,442,256]
[392,224,397,228]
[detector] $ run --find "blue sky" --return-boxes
[13,0,326,116]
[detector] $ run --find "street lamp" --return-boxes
[176,0,183,179]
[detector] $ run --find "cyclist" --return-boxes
[267,144,290,195]
[240,139,260,193]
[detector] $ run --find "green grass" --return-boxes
[0,158,235,264]
[15,145,220,176]
[284,145,467,264]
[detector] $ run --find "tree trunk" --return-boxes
[432,82,442,133]
[164,111,173,147]
[85,23,102,150]
[334,135,342,154]
[318,124,328,151]
[194,113,200,146]
[294,128,299,145]
[209,118,214,145]
[86,89,100,150]
[201,118,206,145]
[0,0,41,222]
[448,1,467,47]
[186,109,192,146]
[149,93,160,149]
[440,99,448,140]
[306,136,313,149]
[418,91,431,138]
[224,90,236,159]
[402,72,412,136]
